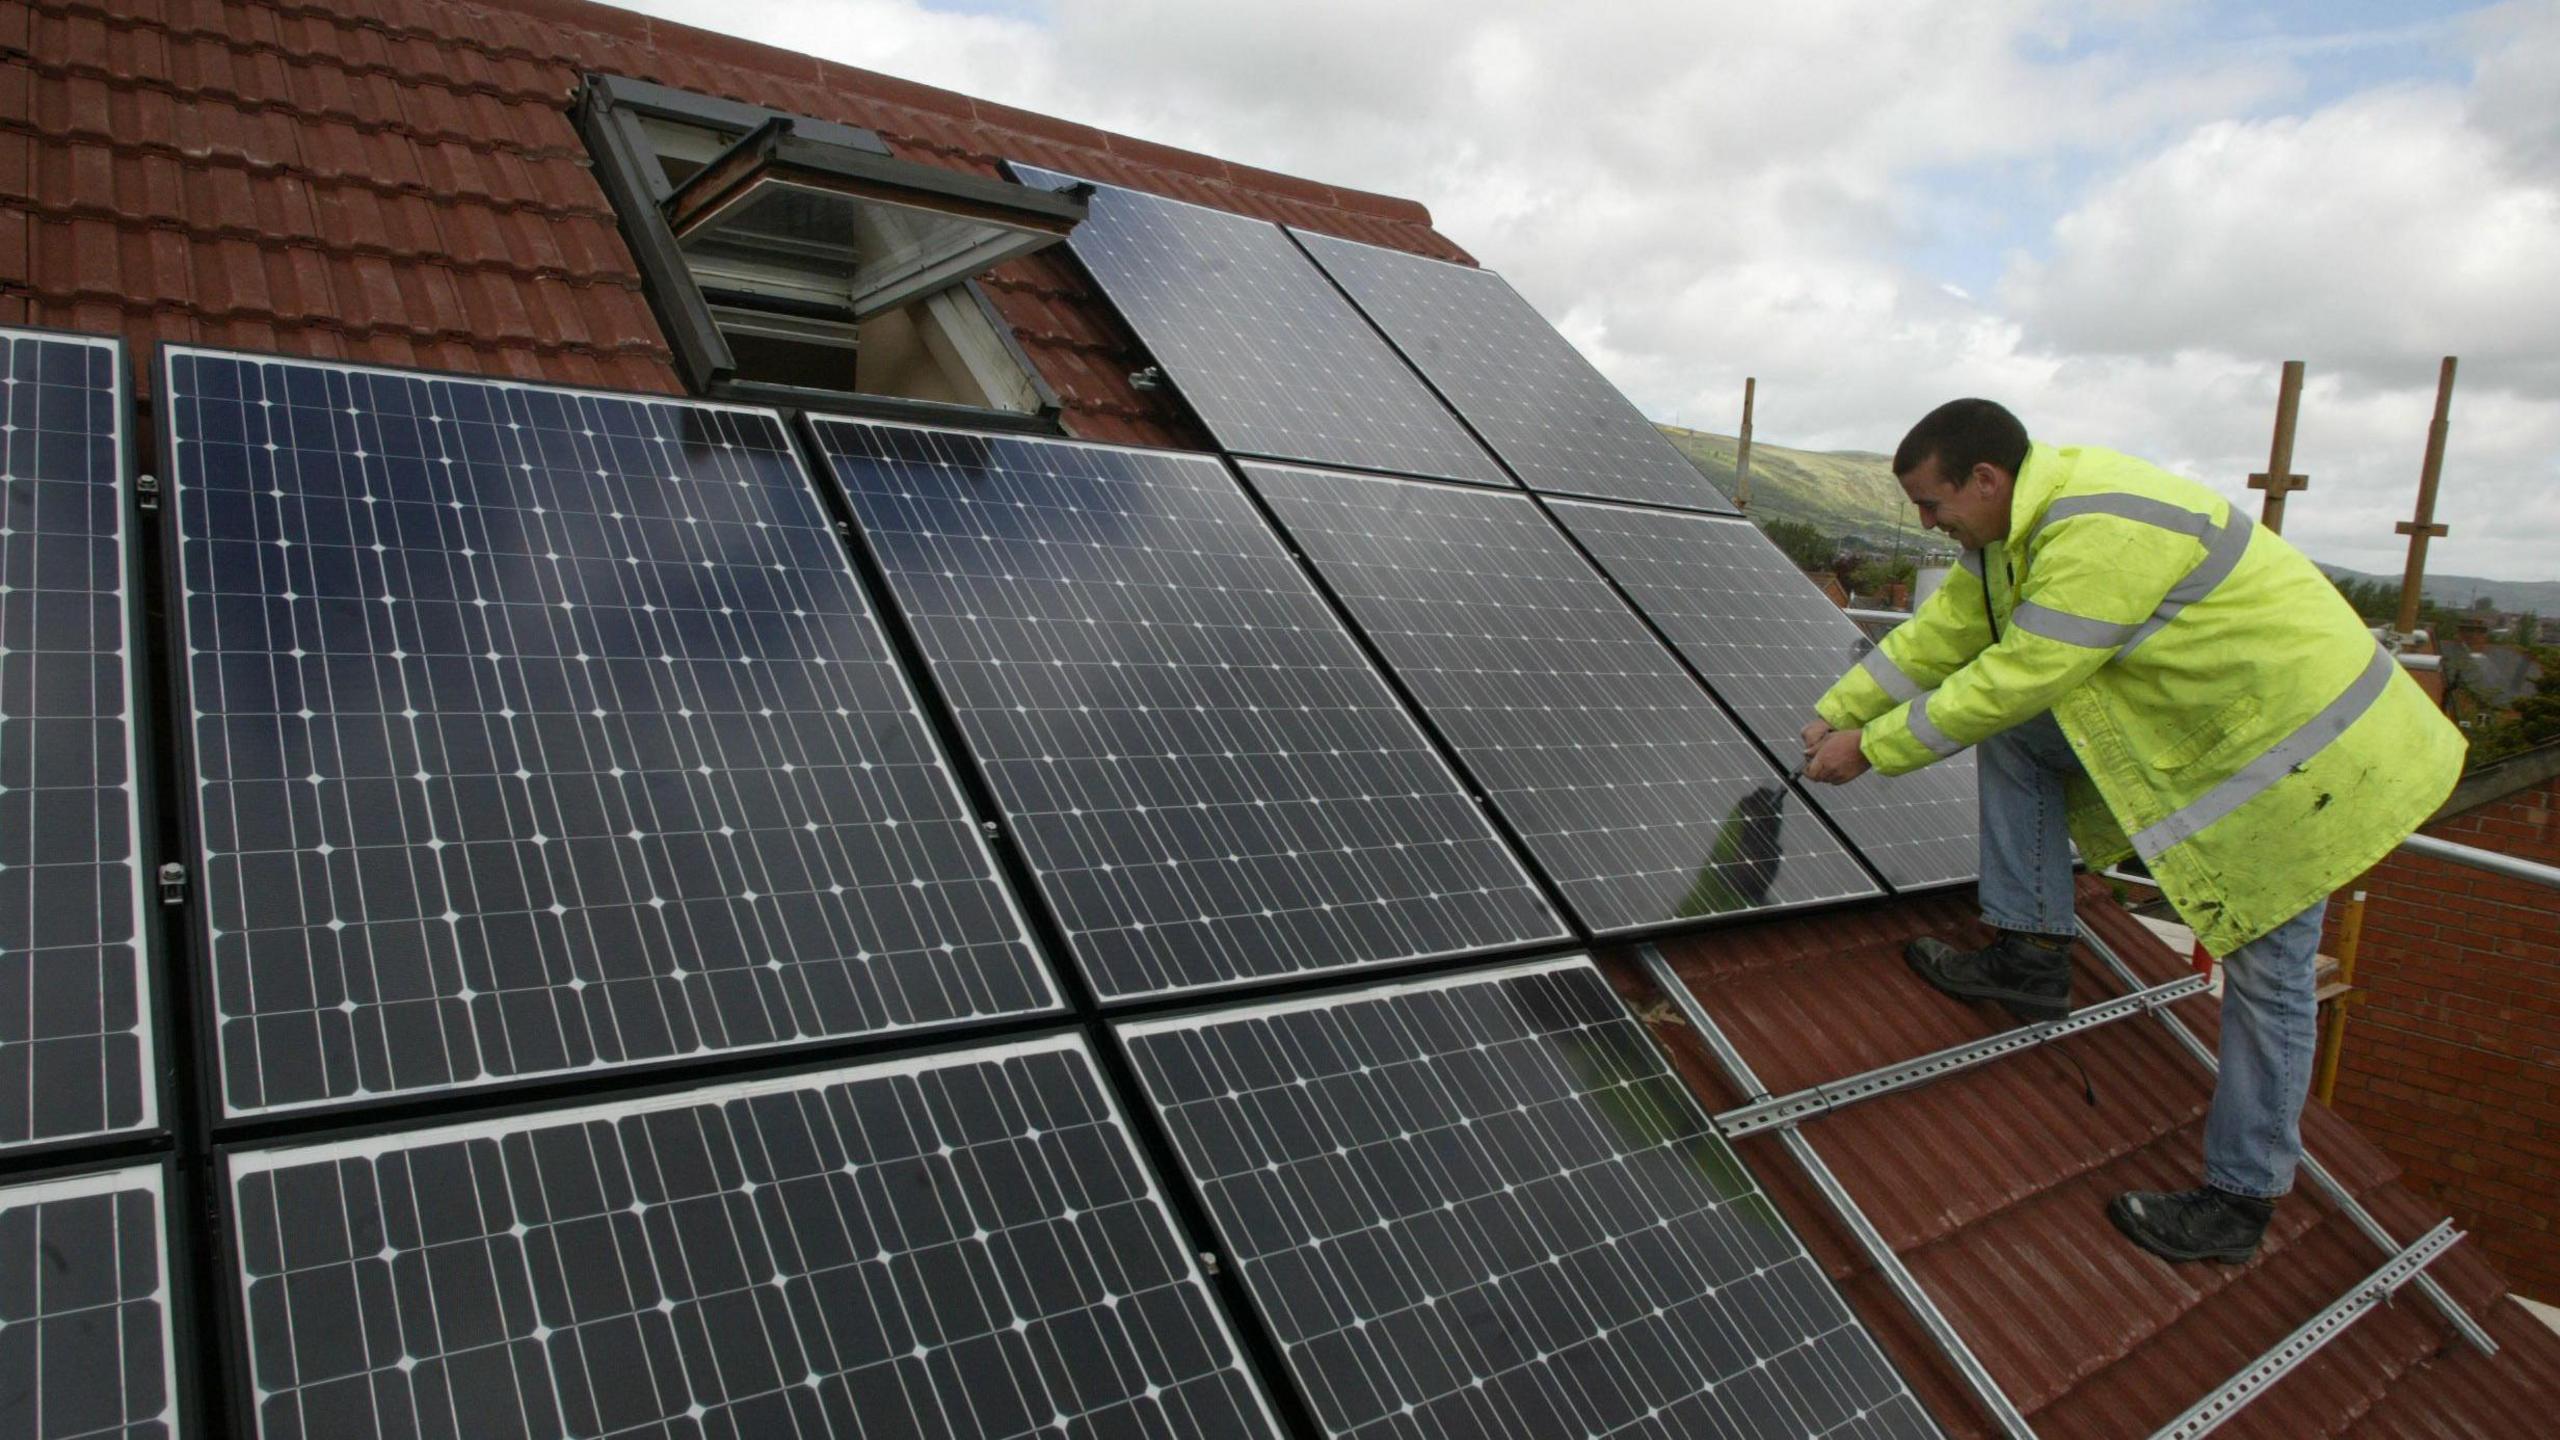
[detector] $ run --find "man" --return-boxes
[1801,399,2463,1265]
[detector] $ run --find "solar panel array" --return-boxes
[1550,501,1979,892]
[1008,166,1512,489]
[0,1162,178,1439]
[17,202,1966,1433]
[1120,958,1940,1440]
[0,326,154,1151]
[226,1036,1279,1439]
[806,418,1566,1000]
[1244,463,1879,933]
[1292,232,1735,514]
[164,349,1054,1117]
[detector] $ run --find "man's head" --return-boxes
[1893,398,2029,550]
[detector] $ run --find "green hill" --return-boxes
[1658,425,1954,562]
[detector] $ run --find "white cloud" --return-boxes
[602,0,2557,581]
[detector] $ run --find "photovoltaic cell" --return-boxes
[1008,165,1510,488]
[1120,958,1941,1440]
[1548,501,1978,892]
[807,418,1567,1000]
[164,349,1055,1117]
[0,326,154,1150]
[1292,232,1734,514]
[227,1035,1280,1440]
[0,1163,178,1439]
[1244,463,1878,933]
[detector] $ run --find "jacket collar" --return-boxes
[2006,441,2067,550]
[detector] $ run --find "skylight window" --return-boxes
[575,74,1082,425]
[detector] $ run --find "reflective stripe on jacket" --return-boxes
[1815,443,2465,954]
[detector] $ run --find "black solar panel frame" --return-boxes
[1000,163,1518,492]
[1543,496,1979,894]
[796,415,1575,1004]
[0,326,177,1166]
[1286,230,1739,515]
[0,1153,196,1438]
[1112,956,1944,1440]
[153,345,1063,1137]
[1240,462,1886,940]
[205,1027,1299,1440]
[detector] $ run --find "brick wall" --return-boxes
[2322,770,2560,1300]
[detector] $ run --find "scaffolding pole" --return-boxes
[2393,357,2458,637]
[2248,360,2308,533]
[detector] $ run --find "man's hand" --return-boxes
[1804,728,1871,784]
[1799,719,1833,763]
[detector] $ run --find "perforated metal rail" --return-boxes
[1642,923,2499,1440]
[1640,945,2034,1440]
[2148,1221,2465,1440]
[1713,974,2209,1138]
[2074,919,2499,1356]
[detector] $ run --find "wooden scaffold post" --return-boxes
[1734,376,1756,511]
[2250,360,2309,533]
[2393,357,2458,639]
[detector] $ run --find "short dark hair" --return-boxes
[1893,399,2028,484]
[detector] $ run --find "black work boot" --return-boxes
[2107,1185,2275,1264]
[1904,931,2073,1023]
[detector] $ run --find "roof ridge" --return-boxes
[419,0,1443,228]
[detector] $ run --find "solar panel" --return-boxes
[226,1035,1281,1440]
[1548,501,1978,892]
[0,1162,179,1439]
[0,326,156,1150]
[806,418,1568,1000]
[1292,232,1735,514]
[1007,165,1511,488]
[162,348,1057,1117]
[1243,463,1878,933]
[1120,957,1941,1440]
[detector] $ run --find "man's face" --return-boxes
[1899,457,2012,550]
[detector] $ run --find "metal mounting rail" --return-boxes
[1716,974,2210,1138]
[2074,920,2498,1355]
[1639,946,2031,1440]
[2148,1221,2465,1440]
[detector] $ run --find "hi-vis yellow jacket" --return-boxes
[1816,443,2465,954]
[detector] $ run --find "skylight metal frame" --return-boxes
[572,74,1072,427]
[664,116,1084,322]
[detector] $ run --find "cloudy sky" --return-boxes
[613,0,2558,582]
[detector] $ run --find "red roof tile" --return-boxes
[8,0,1457,445]
[1605,878,2560,1437]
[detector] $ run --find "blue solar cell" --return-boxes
[228,1036,1280,1439]
[0,325,154,1149]
[164,349,1056,1116]
[1294,231,1734,513]
[1011,165,1510,487]
[0,1163,177,1439]
[1122,959,1942,1439]
[1549,500,1978,891]
[807,417,1566,999]
[1247,463,1879,932]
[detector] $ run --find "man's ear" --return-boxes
[1973,462,2010,492]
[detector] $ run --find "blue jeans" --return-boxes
[1977,712,2326,1198]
